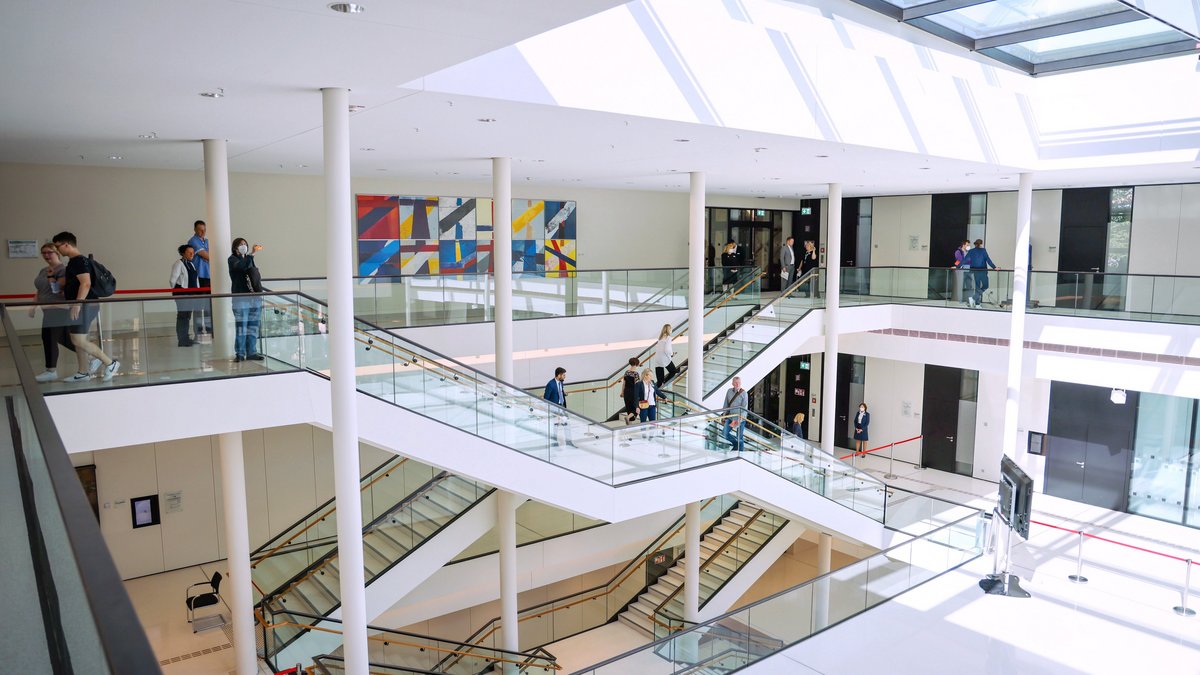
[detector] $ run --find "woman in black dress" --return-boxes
[620,357,640,424]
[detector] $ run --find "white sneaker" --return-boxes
[88,357,102,374]
[102,359,121,381]
[967,297,975,308]
[63,372,91,383]
[35,370,58,382]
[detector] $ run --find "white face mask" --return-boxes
[237,244,249,255]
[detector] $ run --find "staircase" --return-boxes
[619,501,786,636]
[259,472,494,660]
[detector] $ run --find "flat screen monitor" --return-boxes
[999,456,1033,539]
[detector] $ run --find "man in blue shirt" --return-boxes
[543,367,576,448]
[963,239,998,308]
[187,220,213,337]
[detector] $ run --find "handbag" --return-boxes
[639,401,650,410]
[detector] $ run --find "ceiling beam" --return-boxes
[976,47,1035,74]
[902,0,992,22]
[975,9,1144,50]
[844,0,902,21]
[1032,39,1199,75]
[908,17,975,50]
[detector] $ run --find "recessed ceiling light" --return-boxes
[477,118,496,123]
[769,177,782,180]
[108,155,122,160]
[376,168,388,172]
[815,154,829,158]
[348,104,366,113]
[674,139,690,143]
[802,194,813,197]
[199,88,225,98]
[1000,176,1011,180]
[137,132,158,140]
[918,167,930,170]
[296,164,308,169]
[754,147,767,153]
[329,3,365,14]
[359,147,375,151]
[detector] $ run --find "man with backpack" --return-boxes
[51,231,120,382]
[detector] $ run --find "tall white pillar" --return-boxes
[821,184,842,457]
[1003,173,1033,458]
[218,432,256,675]
[684,500,701,622]
[321,87,368,674]
[498,490,519,672]
[814,532,833,629]
[687,173,706,403]
[202,139,233,356]
[493,158,513,382]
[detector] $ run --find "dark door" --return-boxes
[1057,188,1109,309]
[1045,381,1137,511]
[834,353,852,449]
[729,222,778,290]
[929,193,970,301]
[784,356,812,440]
[921,365,962,472]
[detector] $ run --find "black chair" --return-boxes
[185,571,226,632]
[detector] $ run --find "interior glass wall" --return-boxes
[1129,393,1197,525]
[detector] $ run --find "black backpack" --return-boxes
[87,254,117,297]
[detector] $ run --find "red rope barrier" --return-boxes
[838,435,922,461]
[1030,519,1198,565]
[0,286,213,301]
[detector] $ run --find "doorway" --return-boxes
[840,198,872,295]
[1057,187,1134,311]
[729,221,779,291]
[1045,381,1137,511]
[920,365,978,476]
[835,354,865,449]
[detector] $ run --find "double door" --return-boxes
[728,221,780,291]
[1044,381,1137,511]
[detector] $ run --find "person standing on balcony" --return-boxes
[652,324,678,387]
[723,377,748,453]
[853,403,870,457]
[30,242,76,382]
[953,240,971,304]
[51,231,119,382]
[780,236,796,288]
[229,237,265,362]
[963,239,998,308]
[799,240,819,298]
[169,244,200,347]
[187,220,213,339]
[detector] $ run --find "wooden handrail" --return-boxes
[251,457,409,568]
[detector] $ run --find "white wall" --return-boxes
[0,162,696,296]
[73,424,391,579]
[1128,184,1200,316]
[860,357,926,465]
[870,195,933,268]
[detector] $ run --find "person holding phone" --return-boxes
[228,238,264,362]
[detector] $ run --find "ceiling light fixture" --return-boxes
[328,3,365,14]
[199,88,225,98]
[137,132,158,140]
[108,155,122,160]
[348,104,366,113]
[918,167,930,170]
[815,154,829,158]
[753,147,767,153]
[359,147,376,151]
[477,118,496,123]
[673,139,690,143]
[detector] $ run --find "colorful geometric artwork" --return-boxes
[545,239,577,277]
[544,201,577,239]
[439,240,477,274]
[439,197,477,240]
[511,200,545,240]
[512,240,544,274]
[399,240,439,275]
[356,194,573,279]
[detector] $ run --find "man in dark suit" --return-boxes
[543,367,575,448]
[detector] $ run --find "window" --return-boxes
[968,193,987,244]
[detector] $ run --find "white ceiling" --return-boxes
[0,0,1196,199]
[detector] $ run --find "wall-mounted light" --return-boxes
[1110,388,1127,405]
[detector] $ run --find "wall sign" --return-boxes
[131,494,161,529]
[1027,431,1045,456]
[8,239,38,258]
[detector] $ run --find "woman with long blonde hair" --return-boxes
[652,323,678,387]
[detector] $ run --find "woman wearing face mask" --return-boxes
[228,238,264,362]
[953,240,971,304]
[30,242,77,381]
[853,403,870,458]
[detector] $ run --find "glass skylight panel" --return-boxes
[997,18,1182,63]
[927,0,1128,39]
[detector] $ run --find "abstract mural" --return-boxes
[357,194,575,278]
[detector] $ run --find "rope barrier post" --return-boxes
[1068,530,1088,584]
[884,441,898,480]
[1173,559,1196,617]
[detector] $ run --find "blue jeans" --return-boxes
[971,270,989,305]
[233,297,261,357]
[723,419,745,452]
[640,405,657,422]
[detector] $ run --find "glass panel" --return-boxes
[998,18,1181,63]
[928,0,1129,39]
[1129,394,1194,524]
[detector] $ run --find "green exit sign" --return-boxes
[801,207,812,215]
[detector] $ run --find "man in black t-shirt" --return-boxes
[51,232,120,383]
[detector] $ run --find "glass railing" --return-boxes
[259,472,494,660]
[839,267,1200,325]
[443,496,737,662]
[577,511,986,674]
[450,499,606,562]
[0,307,158,673]
[264,267,759,328]
[552,267,763,421]
[263,609,558,675]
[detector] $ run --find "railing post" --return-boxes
[1174,560,1196,617]
[884,441,898,480]
[1068,530,1088,584]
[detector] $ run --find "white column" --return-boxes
[493,158,513,382]
[684,500,701,622]
[601,271,611,314]
[498,490,519,672]
[322,87,368,674]
[821,184,842,457]
[217,432,256,675]
[687,173,706,403]
[814,532,833,629]
[1003,173,1033,458]
[203,139,233,356]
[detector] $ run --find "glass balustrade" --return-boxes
[577,512,985,675]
